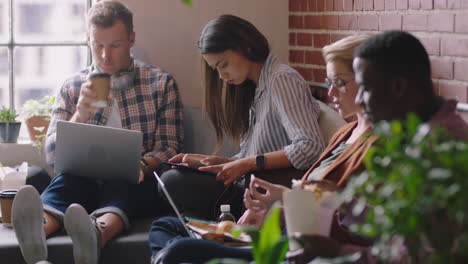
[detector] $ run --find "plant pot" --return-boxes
[0,122,21,143]
[25,116,50,143]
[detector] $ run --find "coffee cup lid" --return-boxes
[0,189,17,199]
[88,72,111,79]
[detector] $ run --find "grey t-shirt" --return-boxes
[306,142,349,181]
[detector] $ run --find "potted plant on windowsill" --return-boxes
[21,95,55,145]
[0,106,21,143]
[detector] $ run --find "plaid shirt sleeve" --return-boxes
[143,74,184,162]
[44,75,84,168]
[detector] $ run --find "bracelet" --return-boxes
[140,158,149,171]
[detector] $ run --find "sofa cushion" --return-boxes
[183,106,239,157]
[317,101,347,144]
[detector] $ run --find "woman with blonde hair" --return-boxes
[240,34,374,220]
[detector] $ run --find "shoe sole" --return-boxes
[64,204,99,264]
[12,185,47,264]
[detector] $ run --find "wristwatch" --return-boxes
[255,155,265,170]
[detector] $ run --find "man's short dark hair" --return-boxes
[87,1,133,33]
[354,31,432,92]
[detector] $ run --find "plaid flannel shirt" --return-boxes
[45,59,184,169]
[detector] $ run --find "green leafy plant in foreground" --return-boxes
[342,114,468,263]
[245,206,289,264]
[182,0,192,6]
[0,106,18,122]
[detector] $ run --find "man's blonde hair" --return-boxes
[322,34,371,69]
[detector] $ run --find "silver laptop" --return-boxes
[154,171,196,238]
[55,121,142,184]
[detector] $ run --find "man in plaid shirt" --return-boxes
[11,2,183,264]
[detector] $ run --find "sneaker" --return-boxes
[64,204,104,264]
[12,185,47,264]
[152,248,167,264]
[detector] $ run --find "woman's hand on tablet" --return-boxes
[168,153,208,168]
[199,157,254,186]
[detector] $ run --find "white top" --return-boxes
[105,99,122,129]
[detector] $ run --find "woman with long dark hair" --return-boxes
[159,14,324,220]
[149,33,375,264]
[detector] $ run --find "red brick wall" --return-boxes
[289,0,468,103]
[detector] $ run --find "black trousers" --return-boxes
[159,168,244,221]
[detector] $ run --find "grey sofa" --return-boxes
[0,103,345,264]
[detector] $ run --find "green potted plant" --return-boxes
[343,114,468,263]
[0,106,21,143]
[21,95,55,144]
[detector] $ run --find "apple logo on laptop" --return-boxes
[88,144,107,167]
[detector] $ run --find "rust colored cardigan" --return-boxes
[300,121,378,188]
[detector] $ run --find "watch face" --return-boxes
[256,155,265,169]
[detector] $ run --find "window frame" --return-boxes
[0,0,92,110]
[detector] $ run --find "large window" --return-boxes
[0,0,91,140]
[0,0,90,110]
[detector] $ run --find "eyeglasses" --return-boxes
[324,77,353,93]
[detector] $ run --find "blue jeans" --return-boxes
[41,173,163,229]
[148,216,252,263]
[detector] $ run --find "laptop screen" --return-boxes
[153,171,195,238]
